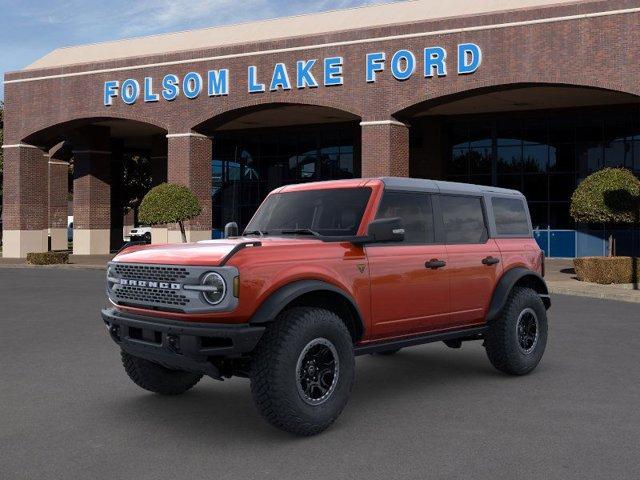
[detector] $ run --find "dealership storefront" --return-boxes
[3,0,640,257]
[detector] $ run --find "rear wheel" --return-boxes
[121,351,202,395]
[484,287,548,375]
[250,307,355,436]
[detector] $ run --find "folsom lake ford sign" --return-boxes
[103,43,482,106]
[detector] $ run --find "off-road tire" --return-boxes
[250,307,355,436]
[121,351,203,395]
[484,287,548,375]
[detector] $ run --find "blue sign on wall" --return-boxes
[103,43,482,106]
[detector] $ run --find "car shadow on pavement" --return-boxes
[102,346,512,441]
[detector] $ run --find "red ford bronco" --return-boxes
[103,177,550,435]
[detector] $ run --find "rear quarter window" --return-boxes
[492,197,531,236]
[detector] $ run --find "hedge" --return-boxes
[573,256,640,284]
[138,183,202,226]
[27,251,69,265]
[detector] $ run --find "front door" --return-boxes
[367,191,450,339]
[439,195,503,327]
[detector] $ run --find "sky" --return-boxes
[0,0,398,100]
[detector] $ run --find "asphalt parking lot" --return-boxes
[1,267,639,480]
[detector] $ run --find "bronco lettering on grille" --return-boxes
[119,279,181,290]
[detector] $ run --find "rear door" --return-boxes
[439,195,502,327]
[366,190,450,339]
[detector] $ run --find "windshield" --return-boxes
[245,187,372,237]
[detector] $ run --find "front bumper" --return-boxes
[102,308,265,378]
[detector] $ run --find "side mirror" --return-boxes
[366,217,404,243]
[224,222,239,238]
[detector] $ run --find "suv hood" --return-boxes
[113,236,321,266]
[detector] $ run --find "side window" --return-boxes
[492,197,531,236]
[440,195,487,244]
[376,191,435,244]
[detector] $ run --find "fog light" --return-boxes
[201,272,226,305]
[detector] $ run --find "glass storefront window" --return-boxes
[211,123,359,233]
[443,105,640,231]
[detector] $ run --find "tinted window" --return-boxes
[376,191,435,244]
[245,187,371,237]
[492,197,531,236]
[441,195,487,244]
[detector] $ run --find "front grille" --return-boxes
[116,285,190,307]
[107,262,238,313]
[114,264,189,283]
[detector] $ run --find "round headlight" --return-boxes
[201,272,226,305]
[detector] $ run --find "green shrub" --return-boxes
[570,168,640,223]
[27,251,69,265]
[570,168,640,256]
[573,256,640,284]
[138,183,202,242]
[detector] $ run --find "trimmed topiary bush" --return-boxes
[570,168,640,256]
[574,256,640,284]
[27,251,69,265]
[138,183,202,243]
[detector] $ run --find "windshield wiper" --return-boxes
[278,228,321,237]
[243,230,267,237]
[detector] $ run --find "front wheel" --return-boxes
[484,287,548,375]
[250,307,355,436]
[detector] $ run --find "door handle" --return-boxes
[426,259,446,269]
[482,256,500,266]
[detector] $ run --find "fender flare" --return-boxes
[486,267,550,322]
[249,280,366,340]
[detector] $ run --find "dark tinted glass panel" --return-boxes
[492,197,530,236]
[549,203,573,229]
[523,144,548,173]
[449,148,469,174]
[441,195,487,244]
[604,140,632,168]
[521,174,547,201]
[376,192,435,244]
[549,144,575,172]
[469,147,492,174]
[549,174,575,201]
[497,146,522,173]
[496,174,522,191]
[246,188,370,237]
[528,203,548,229]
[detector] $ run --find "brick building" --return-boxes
[3,0,640,257]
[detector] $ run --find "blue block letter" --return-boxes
[121,79,140,105]
[366,52,385,83]
[270,63,292,91]
[104,80,119,106]
[162,74,180,101]
[207,69,229,96]
[183,72,203,99]
[324,57,343,86]
[248,66,265,93]
[457,43,482,74]
[296,60,318,89]
[390,50,415,81]
[144,77,159,102]
[424,47,447,77]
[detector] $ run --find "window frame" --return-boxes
[438,193,490,245]
[489,195,534,239]
[370,189,442,246]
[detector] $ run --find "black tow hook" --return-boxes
[106,323,121,342]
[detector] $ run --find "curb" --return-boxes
[548,283,640,304]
